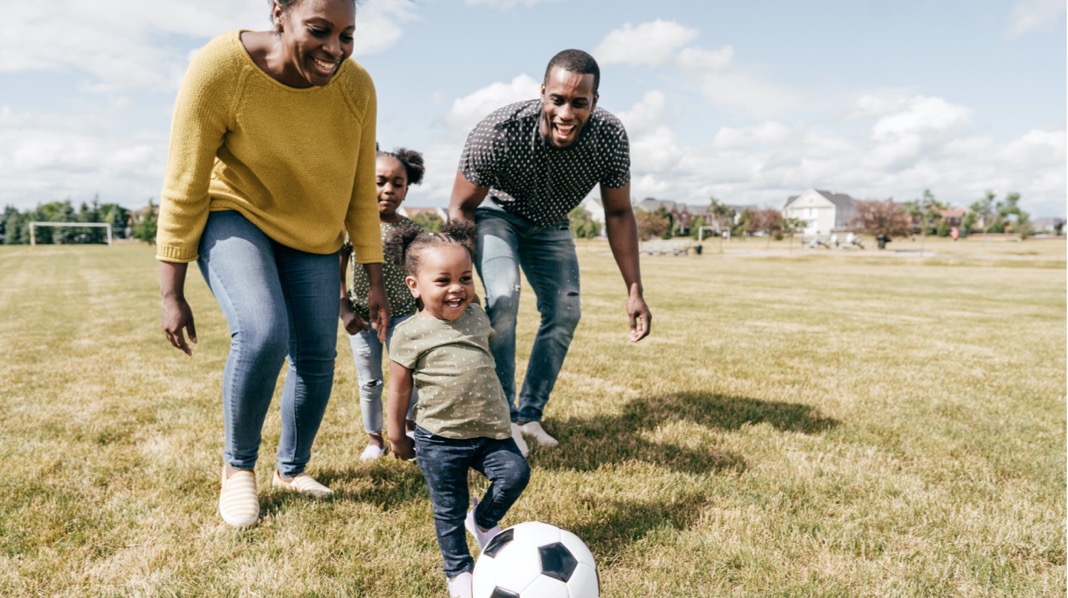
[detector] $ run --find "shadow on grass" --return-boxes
[536,391,840,474]
[259,462,429,516]
[566,492,712,566]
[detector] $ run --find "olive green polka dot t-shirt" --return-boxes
[389,304,511,440]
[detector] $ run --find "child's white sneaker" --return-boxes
[510,423,529,456]
[519,421,558,447]
[465,498,502,550]
[360,443,386,461]
[447,571,473,598]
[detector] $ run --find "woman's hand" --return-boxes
[363,263,391,343]
[161,262,197,356]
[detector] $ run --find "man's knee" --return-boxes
[546,291,581,331]
[485,286,521,320]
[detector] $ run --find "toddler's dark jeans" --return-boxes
[414,426,530,577]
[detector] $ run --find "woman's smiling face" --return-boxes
[274,0,355,88]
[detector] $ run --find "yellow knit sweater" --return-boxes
[156,30,382,264]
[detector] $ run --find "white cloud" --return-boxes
[465,0,561,7]
[444,75,541,130]
[867,96,973,170]
[617,91,671,135]
[698,71,810,120]
[594,20,698,66]
[0,0,410,93]
[1006,0,1067,37]
[676,46,733,71]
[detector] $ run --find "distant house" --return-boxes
[782,189,860,235]
[939,208,966,230]
[579,196,607,236]
[635,197,756,235]
[1032,217,1066,235]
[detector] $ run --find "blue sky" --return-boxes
[2,0,1065,217]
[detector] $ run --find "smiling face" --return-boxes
[273,0,355,88]
[539,66,598,148]
[375,155,408,221]
[405,244,475,322]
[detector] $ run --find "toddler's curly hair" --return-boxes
[385,220,477,277]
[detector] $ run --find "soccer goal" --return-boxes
[29,222,113,247]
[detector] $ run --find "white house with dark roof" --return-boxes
[782,189,860,235]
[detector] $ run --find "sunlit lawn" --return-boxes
[0,235,1063,596]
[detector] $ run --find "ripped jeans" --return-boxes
[347,314,416,434]
[474,201,581,424]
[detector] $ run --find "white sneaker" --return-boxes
[519,421,558,448]
[510,423,529,456]
[447,571,473,598]
[360,443,387,461]
[465,498,502,550]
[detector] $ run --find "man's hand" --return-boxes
[627,291,652,342]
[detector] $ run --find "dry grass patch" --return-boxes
[1,239,1063,596]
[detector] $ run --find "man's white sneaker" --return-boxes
[465,498,502,550]
[510,422,529,456]
[447,571,473,598]
[519,421,558,448]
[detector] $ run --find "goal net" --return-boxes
[29,222,113,247]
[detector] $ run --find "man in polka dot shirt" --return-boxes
[449,48,652,454]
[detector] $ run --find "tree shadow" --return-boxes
[563,492,712,566]
[535,391,840,474]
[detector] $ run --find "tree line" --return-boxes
[2,198,158,245]
[607,189,1042,243]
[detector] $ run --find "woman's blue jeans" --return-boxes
[475,203,581,423]
[414,426,530,577]
[347,314,416,434]
[197,211,338,477]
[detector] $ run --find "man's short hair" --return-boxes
[544,49,600,93]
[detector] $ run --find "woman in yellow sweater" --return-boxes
[157,0,387,528]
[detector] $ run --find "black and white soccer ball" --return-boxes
[472,521,599,597]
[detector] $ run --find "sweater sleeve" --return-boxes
[155,34,236,263]
[344,69,383,265]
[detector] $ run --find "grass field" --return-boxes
[0,236,1064,597]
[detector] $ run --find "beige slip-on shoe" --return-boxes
[219,467,259,528]
[272,471,333,499]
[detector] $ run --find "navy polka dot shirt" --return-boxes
[459,99,631,227]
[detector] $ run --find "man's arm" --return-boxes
[448,170,490,223]
[601,182,652,342]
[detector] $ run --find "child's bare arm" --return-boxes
[387,360,416,460]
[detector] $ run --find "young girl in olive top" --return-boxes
[157,0,388,529]
[339,148,425,460]
[386,221,530,598]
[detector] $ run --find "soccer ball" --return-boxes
[472,521,599,597]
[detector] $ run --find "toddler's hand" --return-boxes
[391,436,415,461]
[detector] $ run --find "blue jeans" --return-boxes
[475,203,581,423]
[414,426,530,577]
[197,211,339,478]
[347,314,417,434]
